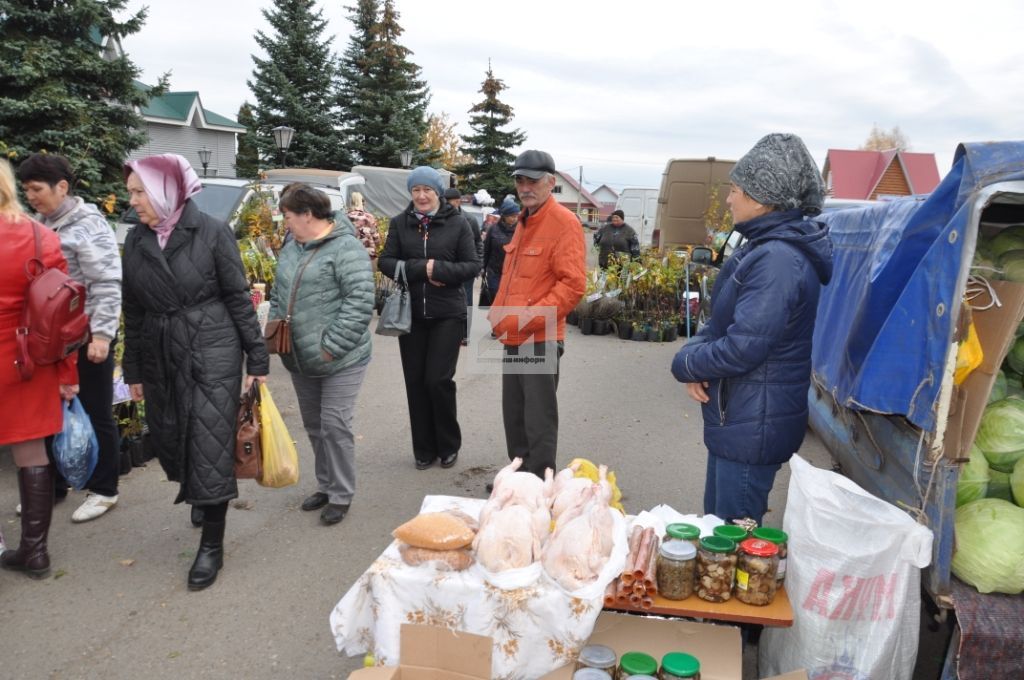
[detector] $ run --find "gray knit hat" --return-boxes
[406,165,445,198]
[730,133,825,216]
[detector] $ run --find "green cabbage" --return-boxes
[989,370,1007,404]
[975,399,1024,472]
[952,498,1024,593]
[957,444,990,506]
[1002,252,1024,283]
[1007,379,1024,400]
[1012,458,1024,507]
[989,225,1024,258]
[1006,336,1024,375]
[988,468,1014,501]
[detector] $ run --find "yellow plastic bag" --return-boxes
[954,321,984,385]
[257,383,299,488]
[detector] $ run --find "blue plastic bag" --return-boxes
[53,397,99,490]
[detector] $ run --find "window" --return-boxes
[552,185,562,194]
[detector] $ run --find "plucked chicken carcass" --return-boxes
[541,490,615,591]
[551,463,612,525]
[487,457,553,512]
[473,490,541,572]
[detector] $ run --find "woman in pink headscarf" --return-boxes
[121,154,269,591]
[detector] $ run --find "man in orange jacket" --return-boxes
[488,150,586,478]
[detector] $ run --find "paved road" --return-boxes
[1,313,833,679]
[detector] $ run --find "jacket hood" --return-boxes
[45,196,107,231]
[736,209,833,284]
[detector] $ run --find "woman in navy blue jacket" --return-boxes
[671,133,833,525]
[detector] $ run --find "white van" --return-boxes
[614,187,660,247]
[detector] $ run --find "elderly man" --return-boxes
[488,150,586,479]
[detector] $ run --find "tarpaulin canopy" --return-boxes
[812,142,1024,431]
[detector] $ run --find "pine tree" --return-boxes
[457,63,526,200]
[0,0,155,207]
[248,0,349,169]
[339,0,430,167]
[234,102,261,178]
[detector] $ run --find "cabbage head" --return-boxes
[988,370,1007,404]
[989,225,1024,258]
[988,468,1013,501]
[1012,457,1024,507]
[957,444,990,506]
[975,399,1024,472]
[1001,251,1024,283]
[1006,336,1024,375]
[952,498,1024,593]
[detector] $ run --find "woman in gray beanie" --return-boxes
[378,167,480,470]
[670,133,833,525]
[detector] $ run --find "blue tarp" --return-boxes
[812,142,1024,431]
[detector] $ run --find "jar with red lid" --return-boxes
[734,538,779,606]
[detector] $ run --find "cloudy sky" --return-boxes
[121,0,1024,190]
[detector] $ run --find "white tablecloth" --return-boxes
[330,495,628,680]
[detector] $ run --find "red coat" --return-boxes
[0,214,78,446]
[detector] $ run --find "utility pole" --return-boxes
[576,166,583,220]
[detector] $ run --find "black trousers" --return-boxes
[76,340,120,497]
[398,317,464,464]
[501,341,563,478]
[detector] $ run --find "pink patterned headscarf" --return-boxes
[124,154,202,248]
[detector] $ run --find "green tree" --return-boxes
[0,0,157,208]
[339,0,430,167]
[457,63,526,200]
[234,102,261,178]
[248,0,349,169]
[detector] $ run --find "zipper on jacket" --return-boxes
[422,221,429,317]
[717,379,728,426]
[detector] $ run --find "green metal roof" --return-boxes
[134,83,244,130]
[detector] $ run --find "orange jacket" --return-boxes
[488,197,586,345]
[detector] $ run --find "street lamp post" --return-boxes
[197,146,212,178]
[271,125,295,167]
[399,149,413,168]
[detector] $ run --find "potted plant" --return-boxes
[632,321,646,341]
[663,317,679,342]
[614,317,632,340]
[116,402,149,470]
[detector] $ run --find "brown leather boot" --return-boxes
[1,465,55,579]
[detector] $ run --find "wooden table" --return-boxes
[604,585,794,627]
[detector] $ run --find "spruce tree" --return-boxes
[248,0,349,169]
[0,0,155,207]
[339,0,430,167]
[234,102,261,178]
[458,64,527,200]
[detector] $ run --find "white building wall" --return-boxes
[127,121,239,178]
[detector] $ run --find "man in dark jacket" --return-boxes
[479,198,520,306]
[444,187,483,344]
[593,209,640,268]
[670,133,833,525]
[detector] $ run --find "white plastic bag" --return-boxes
[759,455,933,680]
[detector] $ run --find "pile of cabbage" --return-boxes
[973,223,1024,283]
[954,239,1024,593]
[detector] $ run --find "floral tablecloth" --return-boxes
[330,494,628,680]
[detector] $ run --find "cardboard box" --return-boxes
[348,624,491,680]
[943,280,1024,460]
[540,611,741,680]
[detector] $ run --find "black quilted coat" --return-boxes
[121,201,269,505]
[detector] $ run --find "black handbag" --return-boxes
[376,261,412,336]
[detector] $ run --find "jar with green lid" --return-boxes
[751,527,788,585]
[619,651,659,678]
[574,644,617,674]
[573,669,612,680]
[656,540,696,600]
[664,522,701,548]
[660,652,701,679]
[735,538,779,606]
[712,524,748,543]
[696,536,737,602]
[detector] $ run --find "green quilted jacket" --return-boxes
[269,224,374,377]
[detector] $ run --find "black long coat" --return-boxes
[121,201,269,505]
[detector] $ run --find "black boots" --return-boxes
[187,518,225,591]
[1,465,55,579]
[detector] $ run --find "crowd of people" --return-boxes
[1,133,831,591]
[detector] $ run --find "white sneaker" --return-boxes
[71,494,118,523]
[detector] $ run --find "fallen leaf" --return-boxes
[119,559,135,567]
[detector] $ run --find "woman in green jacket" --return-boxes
[269,184,375,526]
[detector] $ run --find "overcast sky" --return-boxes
[121,0,1024,191]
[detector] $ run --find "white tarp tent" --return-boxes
[351,165,455,217]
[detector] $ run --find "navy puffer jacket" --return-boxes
[671,209,832,466]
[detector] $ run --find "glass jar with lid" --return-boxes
[660,652,701,679]
[712,523,748,544]
[735,538,780,606]
[664,522,701,549]
[574,644,617,674]
[656,540,696,600]
[619,651,659,678]
[572,669,612,680]
[695,536,737,602]
[751,527,788,585]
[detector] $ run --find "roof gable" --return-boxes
[134,83,244,132]
[825,148,940,199]
[555,170,600,206]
